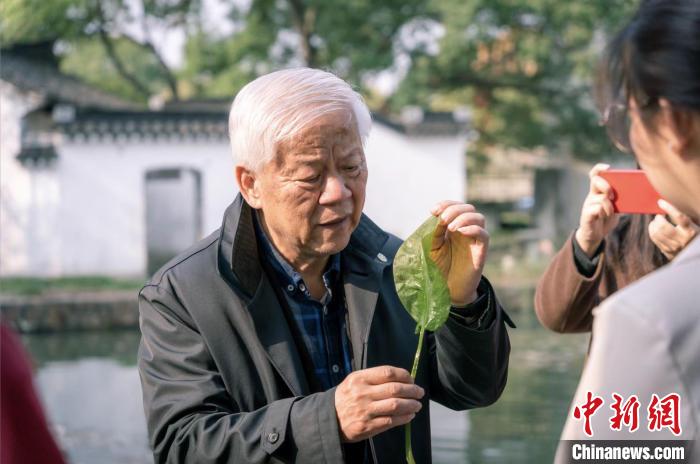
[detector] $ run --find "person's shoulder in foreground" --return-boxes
[596,235,700,338]
[558,237,700,447]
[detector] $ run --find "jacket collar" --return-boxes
[216,194,396,394]
[217,193,394,300]
[217,194,262,300]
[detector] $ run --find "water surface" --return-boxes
[23,304,588,463]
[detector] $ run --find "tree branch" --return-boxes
[138,0,180,100]
[286,0,317,67]
[98,29,152,99]
[94,3,151,100]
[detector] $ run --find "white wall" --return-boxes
[364,124,466,239]
[0,82,48,276]
[1,112,465,277]
[47,138,237,277]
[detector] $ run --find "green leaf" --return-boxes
[393,215,451,332]
[393,216,451,464]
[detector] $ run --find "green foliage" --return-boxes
[308,0,430,82]
[181,0,431,96]
[180,15,278,98]
[393,0,638,161]
[60,38,165,102]
[1,0,199,102]
[2,0,641,161]
[0,276,143,296]
[0,0,90,45]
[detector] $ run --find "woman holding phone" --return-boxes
[553,0,700,455]
[534,162,698,334]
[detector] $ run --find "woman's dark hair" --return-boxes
[606,214,668,281]
[597,0,700,151]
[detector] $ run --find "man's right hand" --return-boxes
[575,163,619,257]
[334,365,424,443]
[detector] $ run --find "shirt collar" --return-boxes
[253,210,340,295]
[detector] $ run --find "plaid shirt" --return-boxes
[254,215,353,392]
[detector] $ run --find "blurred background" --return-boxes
[1,0,638,462]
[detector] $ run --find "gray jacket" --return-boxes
[556,236,700,462]
[138,195,512,463]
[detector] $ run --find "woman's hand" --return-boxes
[648,199,699,260]
[574,164,619,257]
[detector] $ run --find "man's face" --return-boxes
[254,110,368,262]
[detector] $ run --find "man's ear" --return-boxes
[235,165,263,209]
[659,98,694,158]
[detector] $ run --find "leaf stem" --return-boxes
[405,325,426,464]
[410,325,426,378]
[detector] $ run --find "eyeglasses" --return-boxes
[599,102,632,153]
[599,97,656,153]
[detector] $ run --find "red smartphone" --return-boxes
[598,169,664,215]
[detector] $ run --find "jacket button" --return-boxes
[267,431,279,444]
[377,253,387,263]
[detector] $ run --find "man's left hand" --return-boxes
[430,201,489,306]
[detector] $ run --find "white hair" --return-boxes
[228,67,372,171]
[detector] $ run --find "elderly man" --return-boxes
[138,68,513,464]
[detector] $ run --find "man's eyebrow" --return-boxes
[281,155,324,173]
[339,147,363,157]
[294,153,324,163]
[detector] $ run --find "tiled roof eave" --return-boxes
[60,130,229,143]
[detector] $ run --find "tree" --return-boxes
[0,0,200,102]
[0,0,88,44]
[2,0,641,162]
[180,0,433,98]
[2,0,431,102]
[391,0,638,162]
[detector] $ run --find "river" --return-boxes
[21,303,588,463]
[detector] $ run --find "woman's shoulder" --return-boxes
[594,253,700,336]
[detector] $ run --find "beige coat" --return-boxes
[555,237,700,462]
